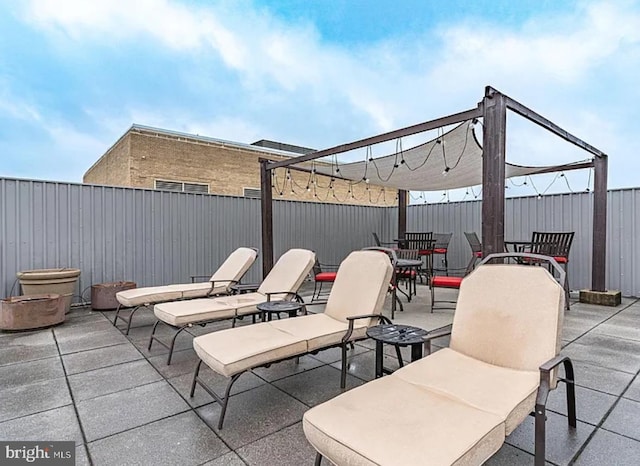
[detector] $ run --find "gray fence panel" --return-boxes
[1,178,639,301]
[405,189,640,296]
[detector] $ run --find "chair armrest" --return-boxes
[207,279,240,296]
[230,283,260,294]
[190,275,211,283]
[423,324,453,342]
[264,291,304,302]
[342,314,392,342]
[422,324,453,355]
[536,355,575,409]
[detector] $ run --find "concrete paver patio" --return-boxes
[1,283,639,465]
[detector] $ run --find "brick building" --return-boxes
[83,125,397,206]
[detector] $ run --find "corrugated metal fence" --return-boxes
[1,177,638,301]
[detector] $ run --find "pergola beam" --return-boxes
[498,87,606,159]
[267,106,484,171]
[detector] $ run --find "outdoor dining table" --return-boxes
[395,258,422,301]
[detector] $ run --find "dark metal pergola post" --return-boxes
[481,87,507,257]
[592,155,608,291]
[260,159,274,278]
[398,190,407,239]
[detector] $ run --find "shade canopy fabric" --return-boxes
[309,121,588,191]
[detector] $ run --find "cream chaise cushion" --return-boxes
[394,348,539,434]
[194,324,307,378]
[451,264,564,373]
[154,249,316,327]
[117,286,184,307]
[269,313,368,352]
[191,250,392,379]
[116,247,258,307]
[303,375,505,466]
[323,250,393,325]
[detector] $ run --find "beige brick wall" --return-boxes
[84,128,397,206]
[83,134,131,186]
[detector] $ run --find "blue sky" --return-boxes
[1,0,639,201]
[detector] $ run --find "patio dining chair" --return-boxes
[372,232,397,248]
[395,249,420,300]
[432,232,453,275]
[528,231,575,310]
[112,247,258,335]
[304,253,576,466]
[401,232,434,283]
[464,231,483,271]
[311,259,339,301]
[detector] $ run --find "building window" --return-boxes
[243,187,261,198]
[155,179,209,193]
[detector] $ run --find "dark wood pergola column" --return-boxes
[259,159,274,278]
[481,87,507,257]
[398,190,407,239]
[592,155,608,292]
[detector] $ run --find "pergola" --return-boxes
[259,86,609,294]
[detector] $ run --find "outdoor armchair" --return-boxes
[148,248,316,364]
[303,253,576,466]
[189,249,393,429]
[113,247,258,334]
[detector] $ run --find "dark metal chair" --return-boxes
[311,259,338,301]
[372,232,397,248]
[464,232,483,271]
[528,231,575,310]
[395,249,420,300]
[432,232,453,275]
[401,232,434,283]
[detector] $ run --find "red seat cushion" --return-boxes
[433,248,448,254]
[315,272,337,282]
[431,276,463,289]
[474,252,482,258]
[553,256,568,264]
[418,250,432,255]
[397,270,417,277]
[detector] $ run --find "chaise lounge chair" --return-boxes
[113,247,258,334]
[189,249,394,429]
[303,253,576,466]
[150,248,316,364]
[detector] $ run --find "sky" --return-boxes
[1,0,639,202]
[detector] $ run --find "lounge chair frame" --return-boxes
[148,290,304,365]
[112,279,241,335]
[190,310,393,429]
[312,252,577,466]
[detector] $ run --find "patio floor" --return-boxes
[1,283,640,465]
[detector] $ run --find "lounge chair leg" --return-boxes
[534,402,546,466]
[166,326,189,365]
[191,362,242,429]
[340,343,348,389]
[190,360,202,397]
[113,304,122,326]
[563,359,577,427]
[148,320,161,350]
[314,452,323,466]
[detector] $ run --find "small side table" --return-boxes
[366,324,428,378]
[256,301,303,322]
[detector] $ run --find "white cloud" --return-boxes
[11,0,640,190]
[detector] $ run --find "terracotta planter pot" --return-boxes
[16,268,81,314]
[0,294,65,330]
[91,281,137,310]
